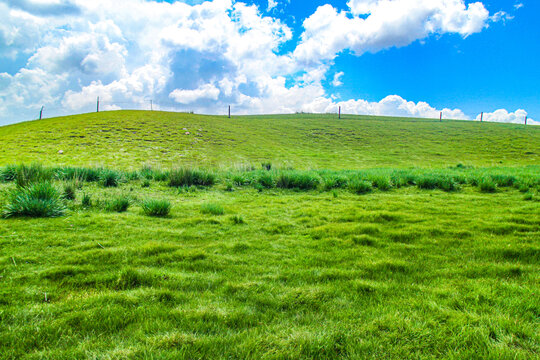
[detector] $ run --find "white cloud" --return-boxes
[490,11,514,23]
[514,3,524,10]
[332,72,344,87]
[267,0,277,11]
[170,84,220,104]
[476,109,537,125]
[301,94,467,120]
[295,0,490,62]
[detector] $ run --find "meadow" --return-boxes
[0,111,539,359]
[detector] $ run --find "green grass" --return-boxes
[0,111,538,169]
[0,111,539,358]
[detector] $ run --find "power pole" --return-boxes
[39,106,44,120]
[525,116,527,125]
[480,112,483,122]
[97,97,100,112]
[440,112,442,122]
[338,106,341,119]
[228,105,231,119]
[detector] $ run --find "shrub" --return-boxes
[478,177,497,193]
[349,179,373,194]
[62,183,76,201]
[141,199,171,217]
[275,171,320,190]
[100,170,121,187]
[201,203,224,215]
[168,168,215,187]
[81,193,92,208]
[3,182,65,218]
[104,196,130,212]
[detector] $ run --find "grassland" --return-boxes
[0,112,539,359]
[0,111,538,169]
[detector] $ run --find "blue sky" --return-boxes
[0,0,538,125]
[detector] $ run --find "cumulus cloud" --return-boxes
[0,0,533,126]
[295,0,490,62]
[301,95,467,120]
[476,109,537,125]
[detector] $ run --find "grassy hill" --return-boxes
[1,110,539,169]
[0,111,539,359]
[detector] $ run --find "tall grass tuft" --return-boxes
[322,174,349,190]
[0,165,17,182]
[275,171,321,190]
[3,182,65,218]
[104,196,130,212]
[81,193,92,208]
[349,179,373,194]
[100,169,122,187]
[62,183,76,201]
[257,172,275,188]
[201,203,224,215]
[141,199,171,217]
[478,177,497,193]
[371,175,392,191]
[168,168,215,187]
[15,164,53,188]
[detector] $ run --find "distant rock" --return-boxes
[58,150,64,154]
[185,132,190,135]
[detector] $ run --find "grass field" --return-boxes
[0,111,539,359]
[0,111,538,169]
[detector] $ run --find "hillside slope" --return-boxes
[1,111,538,169]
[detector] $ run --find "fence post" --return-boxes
[338,106,341,119]
[525,116,527,125]
[480,112,483,122]
[97,97,100,113]
[39,106,44,120]
[440,111,442,122]
[228,105,231,119]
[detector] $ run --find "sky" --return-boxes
[0,0,538,125]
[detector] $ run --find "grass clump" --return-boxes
[141,199,171,217]
[100,169,122,188]
[81,193,92,208]
[322,174,349,190]
[168,168,215,187]
[275,171,321,190]
[257,172,275,188]
[104,196,130,212]
[371,175,392,191]
[231,215,245,224]
[349,179,373,194]
[478,177,497,193]
[3,182,65,218]
[14,163,53,187]
[201,203,224,215]
[62,183,76,201]
[0,165,17,182]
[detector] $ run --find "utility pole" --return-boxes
[97,97,100,112]
[228,105,231,119]
[525,116,527,125]
[338,106,341,119]
[440,112,442,122]
[480,112,483,122]
[39,106,44,120]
